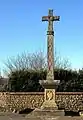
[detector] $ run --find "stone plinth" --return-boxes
[41,89,58,109]
[40,80,60,89]
[40,80,60,109]
[39,80,64,116]
[26,80,64,119]
[25,108,64,119]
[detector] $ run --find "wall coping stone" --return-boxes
[0,92,83,95]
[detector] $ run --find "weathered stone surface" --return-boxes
[41,89,58,109]
[56,92,83,112]
[25,108,64,119]
[0,92,83,112]
[40,9,61,114]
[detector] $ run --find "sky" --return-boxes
[0,0,83,76]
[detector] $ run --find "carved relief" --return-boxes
[46,90,53,100]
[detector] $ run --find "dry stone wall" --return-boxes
[56,92,83,112]
[0,92,83,112]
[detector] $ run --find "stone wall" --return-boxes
[0,92,83,112]
[56,92,83,112]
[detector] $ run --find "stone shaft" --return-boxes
[42,9,60,81]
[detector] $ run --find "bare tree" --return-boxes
[28,51,47,70]
[3,51,47,75]
[54,51,71,70]
[3,50,71,76]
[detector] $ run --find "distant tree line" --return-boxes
[1,51,83,92]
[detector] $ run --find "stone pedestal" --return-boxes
[25,108,64,119]
[40,80,64,116]
[40,80,59,109]
[25,80,64,119]
[41,89,58,109]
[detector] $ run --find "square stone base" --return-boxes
[25,108,64,119]
[41,101,58,109]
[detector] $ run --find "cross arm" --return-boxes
[42,16,60,21]
[42,16,49,21]
[53,16,60,21]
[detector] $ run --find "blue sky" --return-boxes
[0,0,83,76]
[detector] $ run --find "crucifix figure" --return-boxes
[42,9,60,82]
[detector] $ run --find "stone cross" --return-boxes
[40,9,61,109]
[42,9,60,81]
[26,9,64,118]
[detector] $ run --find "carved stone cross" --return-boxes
[42,9,60,81]
[26,10,64,118]
[40,9,62,111]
